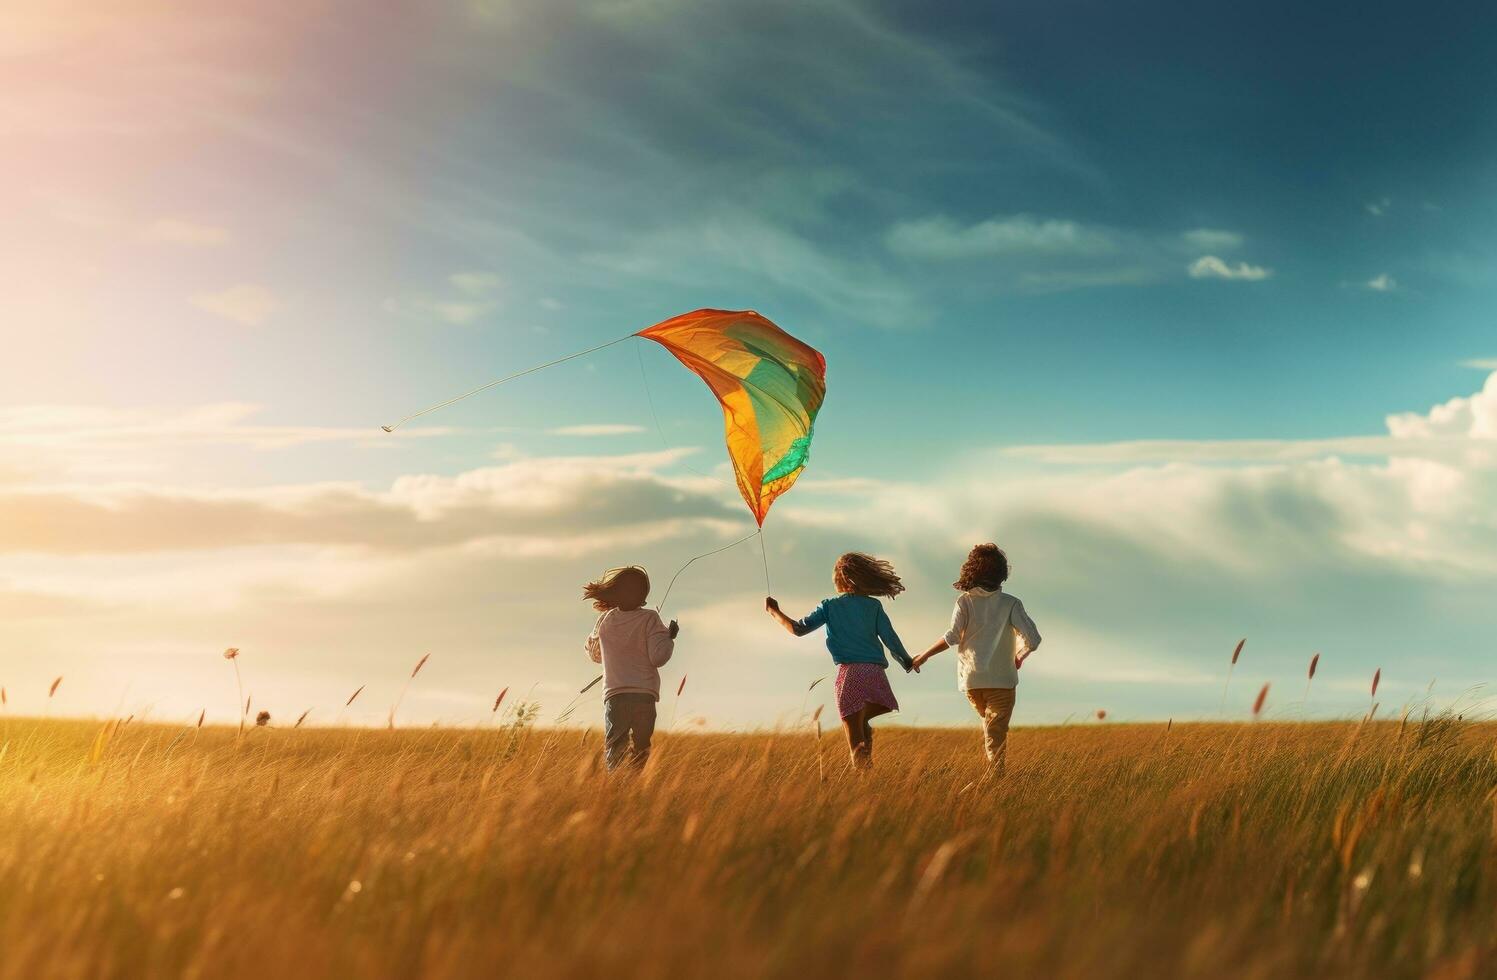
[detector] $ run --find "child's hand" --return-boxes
[1015,652,1027,670]
[668,620,680,639]
[764,596,780,613]
[911,652,929,670]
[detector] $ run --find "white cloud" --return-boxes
[192,283,279,325]
[1386,370,1497,440]
[448,271,502,295]
[548,424,646,437]
[1366,198,1391,217]
[886,214,1116,259]
[1181,228,1243,251]
[1365,273,1397,292]
[1188,255,1271,281]
[386,272,502,326]
[0,403,452,483]
[1461,359,1497,371]
[143,218,230,246]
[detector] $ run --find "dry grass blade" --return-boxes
[411,653,431,679]
[294,709,311,728]
[579,675,603,695]
[808,677,825,692]
[676,675,688,698]
[346,684,365,707]
[196,709,205,728]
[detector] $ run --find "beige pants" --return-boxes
[965,687,1016,771]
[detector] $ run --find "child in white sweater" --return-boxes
[583,566,678,770]
[912,544,1040,773]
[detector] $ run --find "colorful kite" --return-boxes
[382,307,826,527]
[637,309,826,527]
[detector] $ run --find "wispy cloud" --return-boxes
[548,424,646,437]
[886,214,1117,259]
[143,218,230,246]
[1366,197,1391,217]
[192,283,279,325]
[1188,255,1271,281]
[1182,228,1243,251]
[1365,272,1397,292]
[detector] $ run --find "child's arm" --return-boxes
[647,613,677,668]
[876,605,915,673]
[1012,599,1041,668]
[911,638,949,670]
[765,597,821,637]
[912,597,966,669]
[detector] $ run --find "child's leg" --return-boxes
[841,708,871,769]
[629,698,657,768]
[966,688,1016,772]
[603,696,631,771]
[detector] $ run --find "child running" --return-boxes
[765,552,914,770]
[582,566,679,771]
[911,543,1041,774]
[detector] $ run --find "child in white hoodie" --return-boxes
[911,544,1040,773]
[583,566,678,770]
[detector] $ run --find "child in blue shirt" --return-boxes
[766,552,914,769]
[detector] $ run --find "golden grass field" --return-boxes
[0,715,1493,979]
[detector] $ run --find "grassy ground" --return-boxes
[0,717,1492,979]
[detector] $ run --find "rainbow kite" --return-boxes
[381,308,826,527]
[637,309,826,527]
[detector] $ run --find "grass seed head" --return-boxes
[1372,668,1381,698]
[223,648,239,660]
[1232,638,1245,665]
[1253,683,1270,717]
[49,676,62,698]
[346,684,365,706]
[1308,653,1319,680]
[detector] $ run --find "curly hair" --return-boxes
[953,543,1009,592]
[582,566,651,611]
[833,552,905,599]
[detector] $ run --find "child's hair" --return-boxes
[583,566,651,611]
[833,552,905,598]
[954,543,1009,592]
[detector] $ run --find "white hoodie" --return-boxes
[942,588,1041,691]
[585,607,675,700]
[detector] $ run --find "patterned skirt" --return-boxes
[834,662,899,719]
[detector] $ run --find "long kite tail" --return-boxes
[380,334,635,432]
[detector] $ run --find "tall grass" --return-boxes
[0,718,1491,978]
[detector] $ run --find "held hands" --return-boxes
[910,651,931,671]
[668,620,680,640]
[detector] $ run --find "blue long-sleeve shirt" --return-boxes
[796,594,913,671]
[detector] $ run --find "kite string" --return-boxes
[382,333,636,432]
[654,529,761,616]
[758,527,771,595]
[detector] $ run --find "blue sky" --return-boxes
[3,0,1495,727]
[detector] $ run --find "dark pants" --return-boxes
[604,693,657,770]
